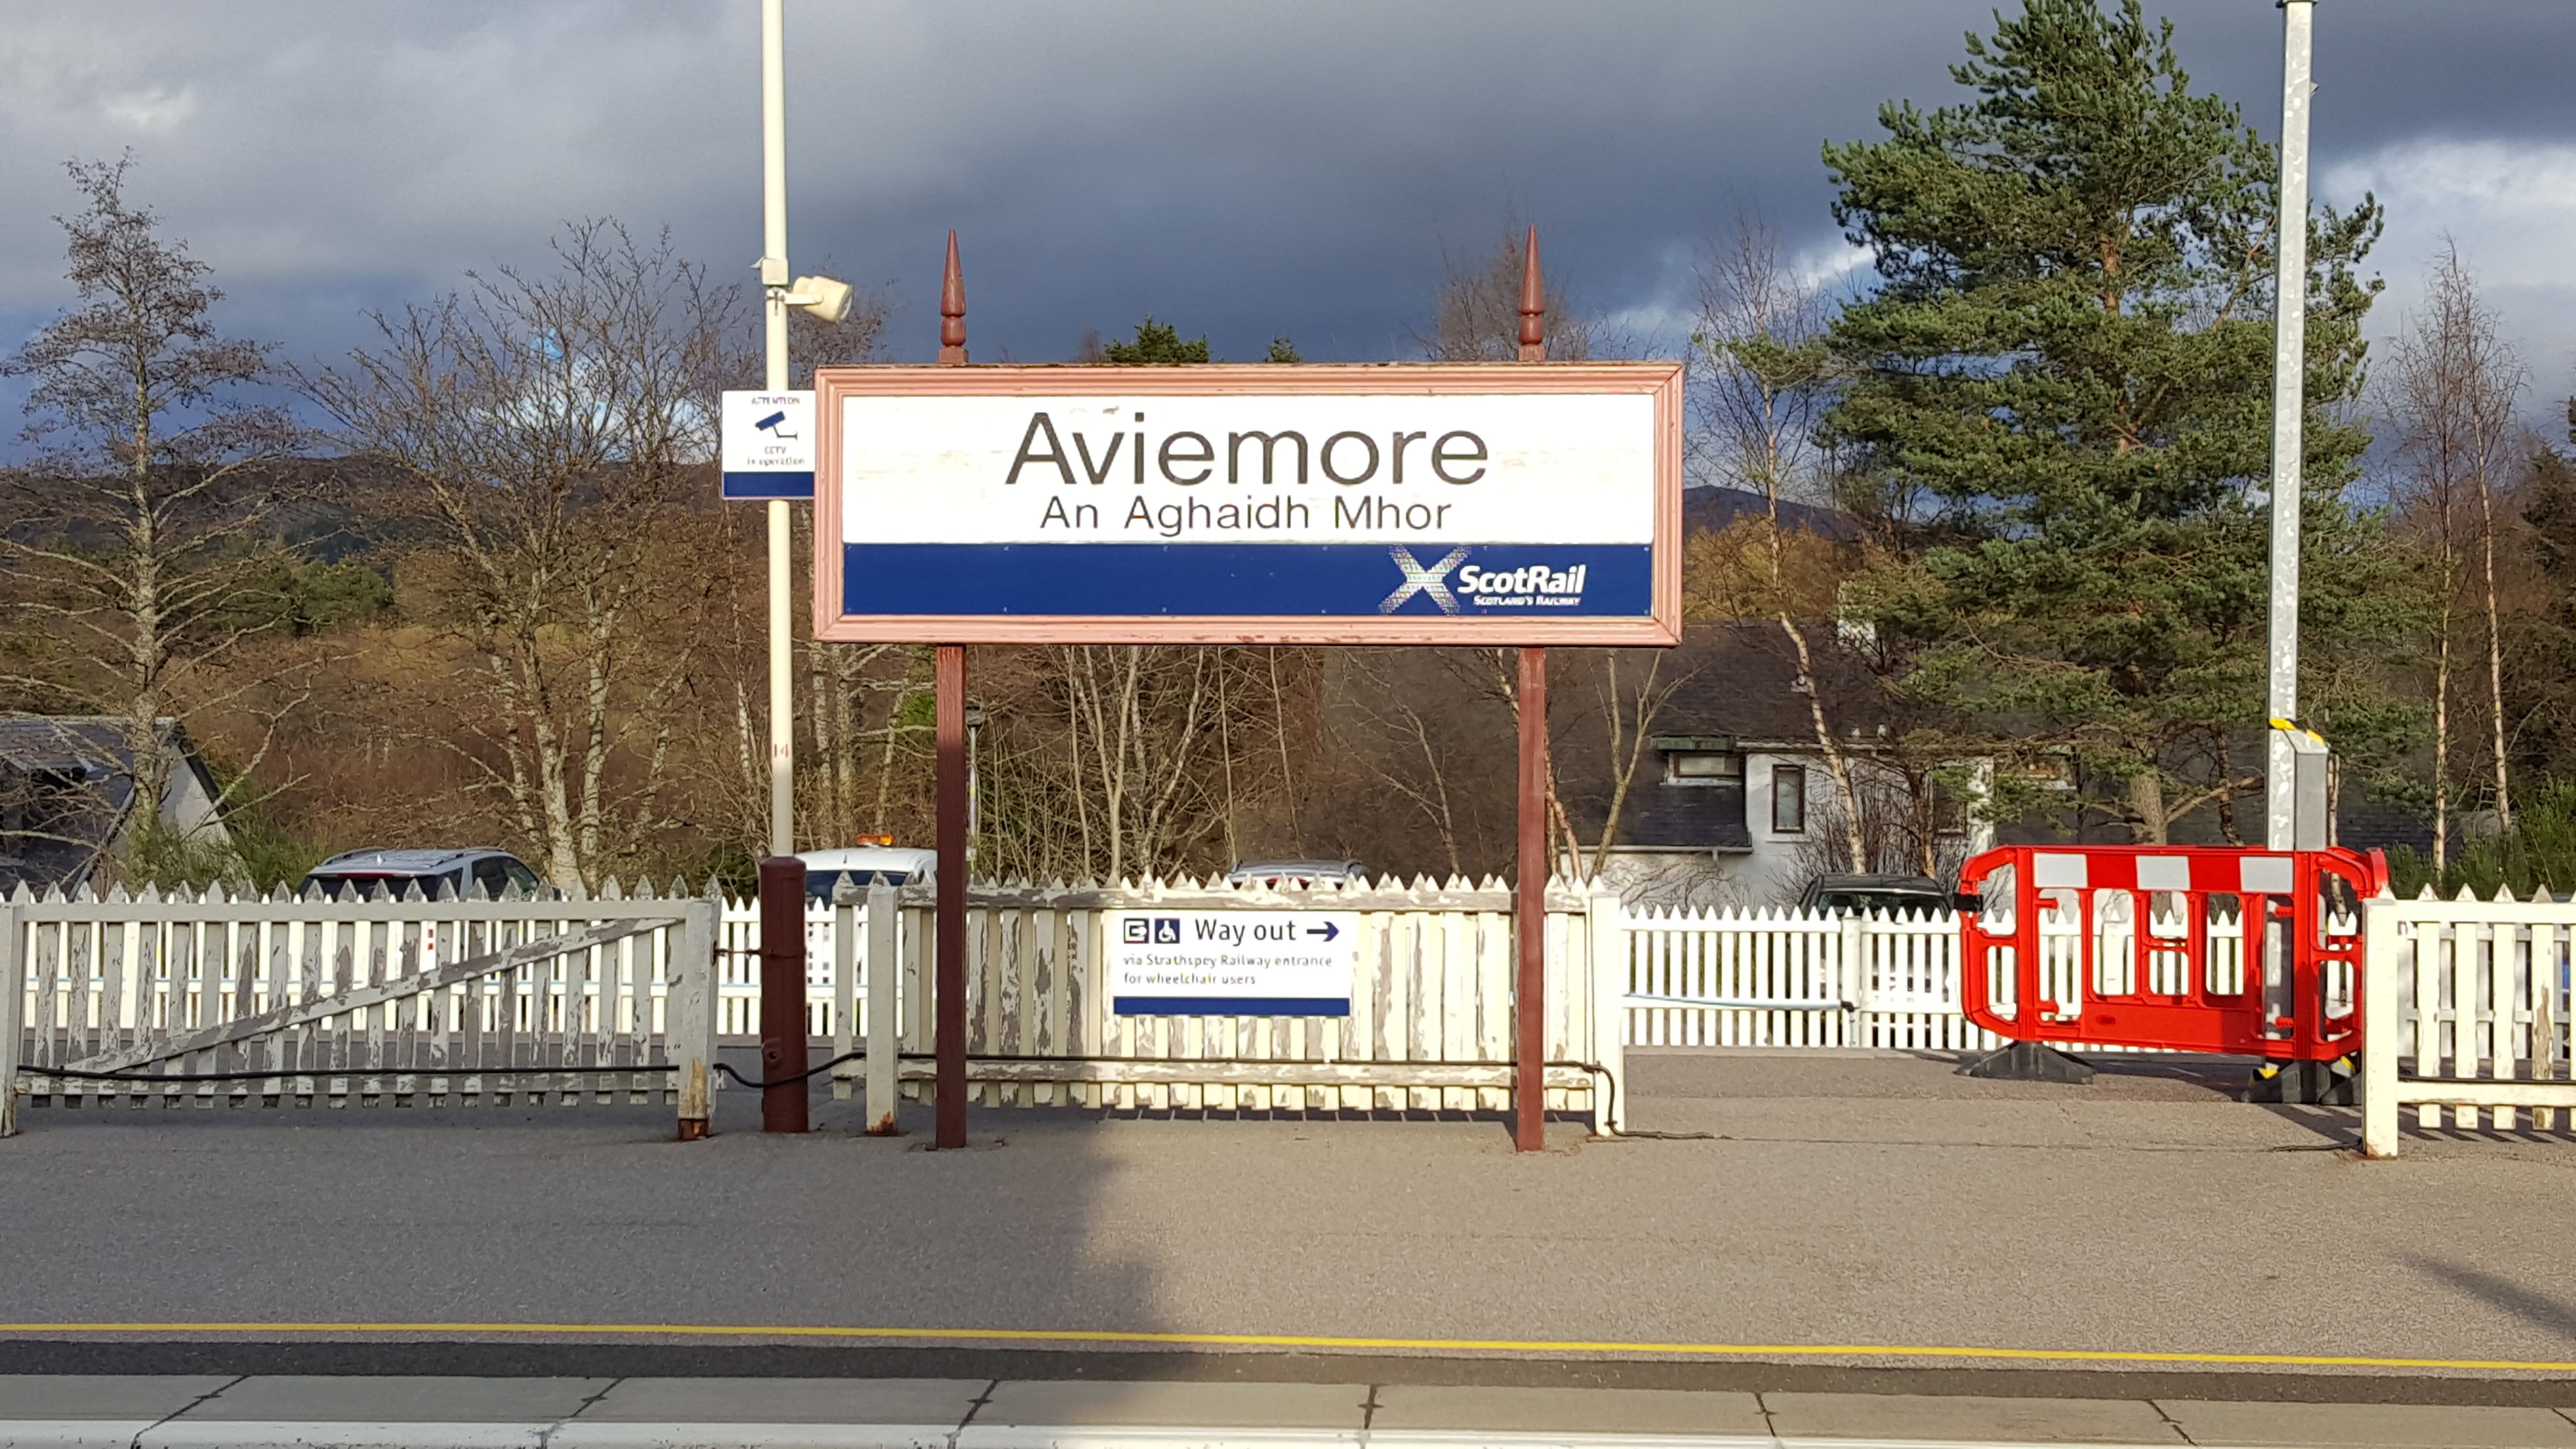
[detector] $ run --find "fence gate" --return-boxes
[2,885,719,1136]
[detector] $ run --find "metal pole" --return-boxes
[2264,0,2315,851]
[761,0,795,859]
[757,854,809,1132]
[1514,227,1549,1154]
[933,232,969,1150]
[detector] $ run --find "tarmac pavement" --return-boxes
[2,1049,2574,1401]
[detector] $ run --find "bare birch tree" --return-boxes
[1690,219,1872,870]
[2386,243,2527,859]
[0,157,305,874]
[966,645,1305,883]
[1414,222,1592,362]
[1334,651,1475,878]
[1567,648,1688,883]
[306,221,740,888]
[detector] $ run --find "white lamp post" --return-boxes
[2264,0,2315,851]
[757,0,853,858]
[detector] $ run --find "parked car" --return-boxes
[1795,872,1955,917]
[1225,858,1371,889]
[797,845,936,900]
[301,847,544,901]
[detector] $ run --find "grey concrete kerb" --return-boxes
[6,1381,2576,1449]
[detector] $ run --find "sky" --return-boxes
[3,0,2573,446]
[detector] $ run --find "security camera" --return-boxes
[788,274,853,324]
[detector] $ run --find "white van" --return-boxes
[796,846,936,900]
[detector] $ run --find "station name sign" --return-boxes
[812,362,1682,644]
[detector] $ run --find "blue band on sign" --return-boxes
[1113,996,1352,1017]
[723,471,816,500]
[840,543,1649,617]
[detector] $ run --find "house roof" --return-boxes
[1605,781,1753,854]
[1645,620,1893,746]
[0,716,220,892]
[1556,622,1894,854]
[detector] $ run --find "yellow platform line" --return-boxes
[0,1323,2571,1374]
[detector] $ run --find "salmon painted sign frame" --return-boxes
[810,361,1684,646]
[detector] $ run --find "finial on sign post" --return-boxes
[938,228,968,365]
[1516,225,1546,363]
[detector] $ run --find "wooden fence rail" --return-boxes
[0,884,719,1135]
[864,877,1625,1125]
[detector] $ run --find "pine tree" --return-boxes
[1102,316,1210,364]
[1822,0,2417,843]
[2512,402,2576,783]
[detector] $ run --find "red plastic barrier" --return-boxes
[1956,844,2386,1061]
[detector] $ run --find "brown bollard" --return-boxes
[757,855,811,1133]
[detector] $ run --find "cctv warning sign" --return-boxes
[721,389,816,500]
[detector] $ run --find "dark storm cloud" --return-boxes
[3,1,2573,410]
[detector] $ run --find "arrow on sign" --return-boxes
[1306,922,1339,941]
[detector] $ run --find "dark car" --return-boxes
[301,847,545,901]
[1795,872,1955,917]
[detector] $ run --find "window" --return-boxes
[1665,751,1741,785]
[1771,764,1806,833]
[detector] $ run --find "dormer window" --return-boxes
[1658,737,1741,784]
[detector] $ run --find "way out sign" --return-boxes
[720,389,816,499]
[1104,909,1360,1016]
[810,362,1683,644]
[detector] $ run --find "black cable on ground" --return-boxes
[710,1050,867,1090]
[25,1052,1639,1135]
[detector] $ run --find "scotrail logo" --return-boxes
[1457,561,1588,609]
[1379,548,1590,613]
[1378,546,1469,614]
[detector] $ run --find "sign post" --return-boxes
[827,233,1678,1150]
[935,231,970,1150]
[1512,232,1550,1153]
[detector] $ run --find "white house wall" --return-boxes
[1587,752,1991,908]
[1583,752,1825,909]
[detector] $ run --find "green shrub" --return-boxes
[2383,785,2576,901]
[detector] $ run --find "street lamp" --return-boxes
[757,0,853,859]
[2263,0,2316,851]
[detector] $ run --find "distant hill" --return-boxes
[1682,485,1860,542]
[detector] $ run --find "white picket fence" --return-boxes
[2363,888,2576,1156]
[2,875,1628,1130]
[855,877,1626,1123]
[1620,907,1993,1050]
[729,897,2011,1062]
[718,896,2120,1070]
[40,874,2499,1143]
[0,882,720,1135]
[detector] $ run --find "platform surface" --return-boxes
[3,1049,2571,1391]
